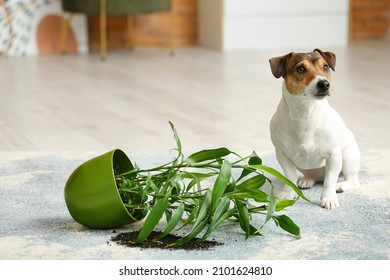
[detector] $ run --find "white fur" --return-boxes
[270,77,360,209]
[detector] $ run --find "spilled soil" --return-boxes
[110,230,222,250]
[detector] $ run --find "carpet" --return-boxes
[0,150,389,260]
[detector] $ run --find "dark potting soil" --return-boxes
[110,230,222,250]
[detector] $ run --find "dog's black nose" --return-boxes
[317,80,330,92]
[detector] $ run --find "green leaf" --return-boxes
[265,185,276,224]
[184,148,231,164]
[247,164,311,202]
[272,214,300,236]
[248,204,267,213]
[245,188,268,203]
[193,189,212,229]
[211,160,231,214]
[225,180,236,193]
[181,172,216,193]
[236,174,266,190]
[248,224,262,236]
[200,208,235,241]
[180,172,216,180]
[235,200,251,239]
[181,171,218,192]
[178,205,197,229]
[185,178,199,193]
[144,174,158,193]
[136,190,171,243]
[173,188,221,246]
[156,203,185,240]
[228,189,268,203]
[170,179,182,197]
[185,178,198,193]
[200,196,235,241]
[164,209,172,223]
[210,196,231,226]
[169,121,182,154]
[237,151,262,181]
[170,219,209,247]
[227,192,252,200]
[144,174,152,192]
[275,199,296,211]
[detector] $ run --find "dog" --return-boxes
[269,49,360,209]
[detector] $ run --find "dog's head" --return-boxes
[269,49,336,99]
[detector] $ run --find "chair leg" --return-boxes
[127,15,135,51]
[99,0,107,60]
[60,14,73,54]
[168,0,175,56]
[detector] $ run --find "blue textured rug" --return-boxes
[0,150,389,260]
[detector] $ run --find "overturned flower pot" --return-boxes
[64,149,146,229]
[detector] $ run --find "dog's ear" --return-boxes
[269,53,291,79]
[313,48,336,71]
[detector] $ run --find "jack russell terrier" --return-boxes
[269,49,360,209]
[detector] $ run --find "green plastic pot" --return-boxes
[64,149,144,229]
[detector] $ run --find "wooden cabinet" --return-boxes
[88,0,197,51]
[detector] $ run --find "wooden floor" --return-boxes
[1,41,389,153]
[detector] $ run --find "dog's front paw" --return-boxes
[298,178,315,189]
[321,191,339,209]
[278,187,298,200]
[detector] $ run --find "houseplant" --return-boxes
[65,122,309,246]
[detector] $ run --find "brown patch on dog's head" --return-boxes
[269,49,336,95]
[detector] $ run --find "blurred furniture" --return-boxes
[60,0,174,59]
[198,0,349,51]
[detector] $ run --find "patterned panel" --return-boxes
[0,0,87,56]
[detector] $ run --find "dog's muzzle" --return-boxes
[315,79,330,98]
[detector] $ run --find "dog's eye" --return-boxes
[297,66,306,73]
[323,64,329,71]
